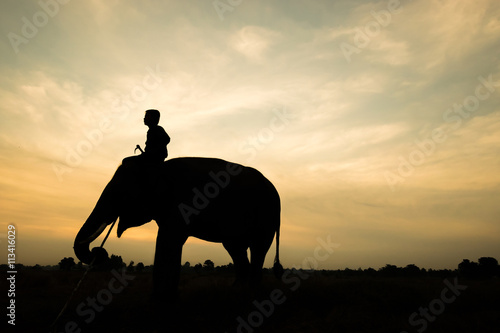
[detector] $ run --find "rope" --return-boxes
[99,219,116,248]
[49,219,117,332]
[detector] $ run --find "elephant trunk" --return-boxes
[74,169,123,264]
[74,212,110,264]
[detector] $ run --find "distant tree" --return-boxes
[458,259,479,278]
[181,261,192,273]
[478,257,499,277]
[58,257,76,271]
[216,262,234,273]
[403,264,421,277]
[127,261,135,272]
[478,257,498,266]
[226,262,234,273]
[203,260,214,271]
[109,255,126,270]
[136,262,145,273]
[94,254,126,271]
[379,264,401,277]
[194,263,203,273]
[364,268,377,277]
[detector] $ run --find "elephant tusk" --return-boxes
[78,222,108,244]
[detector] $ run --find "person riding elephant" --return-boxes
[121,109,170,220]
[142,109,170,163]
[124,109,170,166]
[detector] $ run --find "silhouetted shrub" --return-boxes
[478,257,499,277]
[58,257,75,271]
[402,264,423,277]
[194,263,203,274]
[379,264,401,277]
[127,260,135,272]
[136,262,145,273]
[203,260,214,271]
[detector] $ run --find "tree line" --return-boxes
[2,256,498,279]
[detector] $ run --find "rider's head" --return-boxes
[144,109,160,127]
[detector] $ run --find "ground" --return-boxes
[3,269,499,333]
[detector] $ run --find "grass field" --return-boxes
[3,269,499,333]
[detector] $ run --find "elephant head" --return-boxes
[74,163,155,264]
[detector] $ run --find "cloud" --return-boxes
[230,26,281,61]
[393,0,499,70]
[405,111,500,191]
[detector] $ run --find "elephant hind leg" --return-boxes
[223,241,250,284]
[249,236,274,286]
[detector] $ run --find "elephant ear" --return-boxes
[115,177,157,238]
[114,162,162,238]
[117,214,152,238]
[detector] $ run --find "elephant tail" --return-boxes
[273,223,284,279]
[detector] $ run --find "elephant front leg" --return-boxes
[150,229,186,330]
[152,228,186,302]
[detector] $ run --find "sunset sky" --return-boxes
[1,0,499,270]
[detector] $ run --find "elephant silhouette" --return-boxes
[74,157,283,299]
